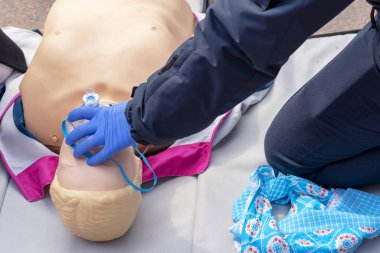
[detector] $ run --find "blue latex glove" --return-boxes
[65,101,135,165]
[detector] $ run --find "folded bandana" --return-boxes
[230,165,380,253]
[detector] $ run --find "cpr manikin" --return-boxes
[18,0,195,241]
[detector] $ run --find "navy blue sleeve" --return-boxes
[125,0,353,146]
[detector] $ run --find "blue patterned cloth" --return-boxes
[230,165,380,253]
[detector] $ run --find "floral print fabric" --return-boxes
[230,165,380,253]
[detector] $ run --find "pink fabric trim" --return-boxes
[0,150,58,202]
[16,156,59,201]
[193,12,199,24]
[142,111,231,182]
[142,142,209,181]
[0,92,20,122]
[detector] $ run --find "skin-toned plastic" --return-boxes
[50,142,142,241]
[19,0,195,153]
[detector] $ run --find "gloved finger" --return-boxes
[73,135,103,158]
[65,122,96,146]
[87,147,112,166]
[67,106,100,122]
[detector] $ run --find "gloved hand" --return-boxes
[65,101,135,165]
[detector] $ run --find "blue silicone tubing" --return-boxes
[61,119,157,192]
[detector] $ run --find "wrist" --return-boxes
[124,100,150,146]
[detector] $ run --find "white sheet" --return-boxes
[187,0,206,13]
[0,33,379,253]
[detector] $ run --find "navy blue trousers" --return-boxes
[265,20,380,188]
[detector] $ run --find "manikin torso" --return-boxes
[20,0,195,154]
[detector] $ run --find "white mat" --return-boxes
[0,33,379,253]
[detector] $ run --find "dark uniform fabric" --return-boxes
[0,29,27,73]
[0,29,28,99]
[265,13,380,188]
[125,0,353,146]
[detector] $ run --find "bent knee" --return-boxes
[264,127,317,179]
[264,133,294,175]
